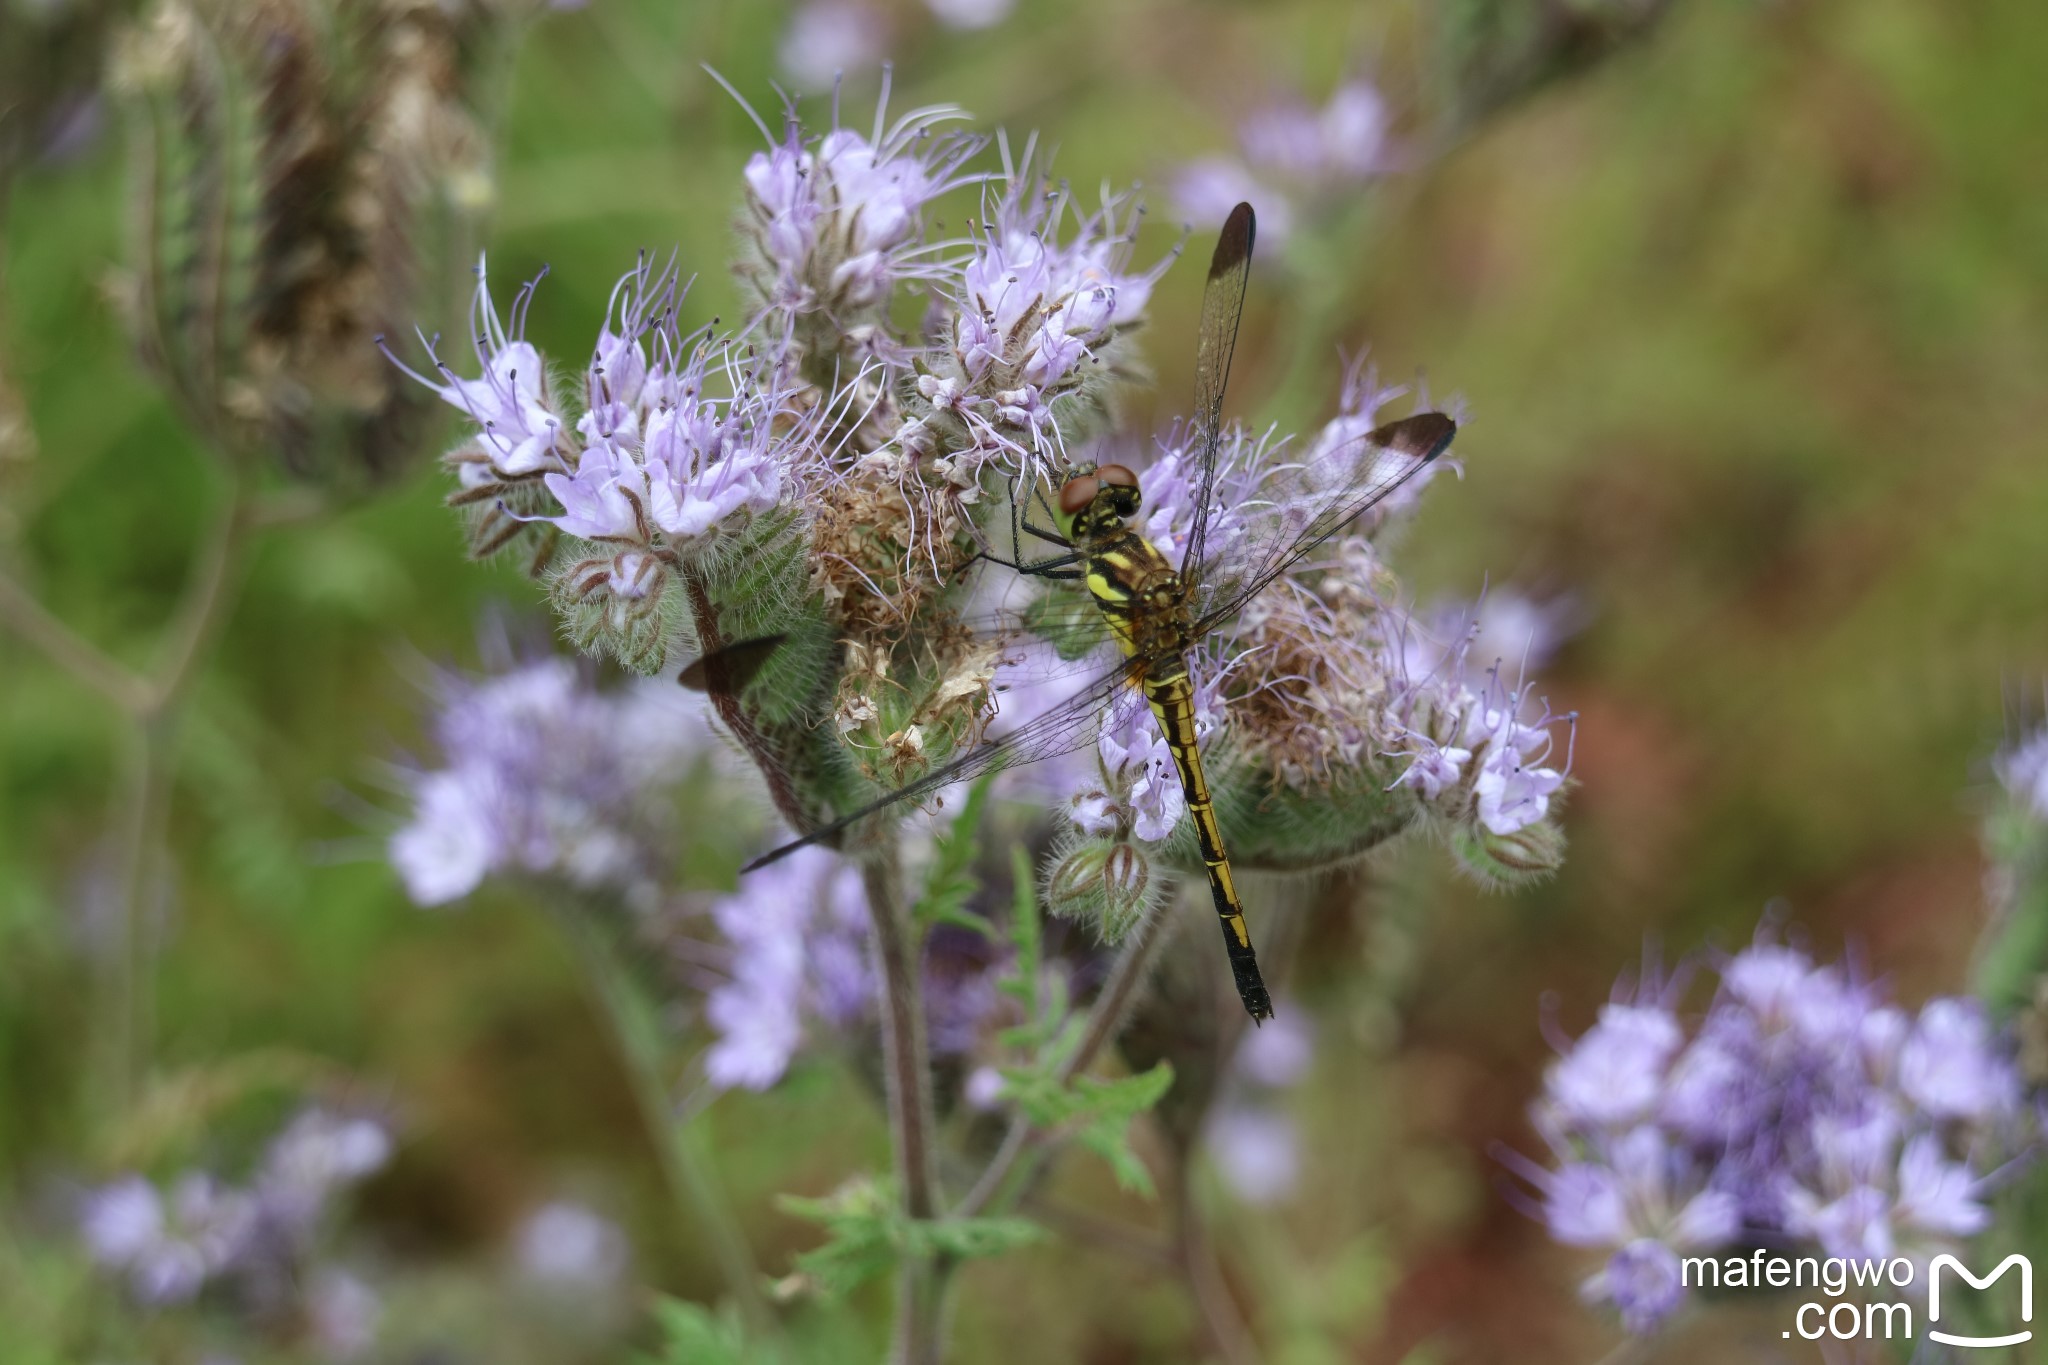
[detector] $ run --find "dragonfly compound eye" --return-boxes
[1058,475,1102,516]
[1095,463,1143,515]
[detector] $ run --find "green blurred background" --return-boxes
[6,0,2047,1360]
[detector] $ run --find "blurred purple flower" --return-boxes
[924,0,1014,30]
[1206,1105,1301,1206]
[1994,726,2048,820]
[516,1200,631,1289]
[778,1,891,91]
[1514,928,2032,1336]
[1898,998,2022,1122]
[389,655,709,907]
[77,1108,389,1311]
[703,846,1002,1089]
[306,1268,381,1359]
[1170,157,1296,248]
[1235,1008,1315,1088]
[1170,79,1396,249]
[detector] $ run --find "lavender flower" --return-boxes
[702,844,1003,1088]
[1514,928,2031,1335]
[778,1,892,91]
[737,86,978,342]
[912,177,1171,476]
[1171,79,1396,249]
[77,1108,391,1312]
[704,847,870,1090]
[516,1200,631,1289]
[389,655,708,908]
[1206,1007,1316,1205]
[1994,726,2048,823]
[923,0,1014,29]
[306,1268,381,1359]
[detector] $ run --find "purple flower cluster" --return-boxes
[1511,934,2029,1335]
[738,90,979,329]
[1995,725,2048,822]
[702,845,1003,1091]
[1206,1007,1316,1205]
[388,655,707,908]
[910,180,1172,481]
[78,1108,392,1310]
[515,1199,631,1291]
[1173,80,1396,248]
[777,1,1018,90]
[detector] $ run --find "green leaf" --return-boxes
[777,1177,904,1297]
[778,1175,1045,1298]
[912,772,996,935]
[637,1298,753,1365]
[999,1060,1175,1197]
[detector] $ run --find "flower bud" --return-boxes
[1449,816,1567,887]
[1045,835,1157,944]
[551,551,672,675]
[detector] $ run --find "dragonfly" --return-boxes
[737,201,1457,1021]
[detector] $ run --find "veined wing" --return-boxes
[740,648,1147,872]
[1189,412,1457,635]
[1182,201,1255,582]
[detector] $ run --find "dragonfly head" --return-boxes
[1058,462,1142,534]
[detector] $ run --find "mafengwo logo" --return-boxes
[1928,1253,2033,1350]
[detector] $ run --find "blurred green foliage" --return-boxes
[7,0,2048,1360]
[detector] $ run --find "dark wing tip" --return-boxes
[1208,202,1256,280]
[678,633,788,693]
[1370,412,1458,463]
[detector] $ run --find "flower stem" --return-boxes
[857,846,947,1365]
[0,572,152,711]
[953,899,1173,1220]
[81,482,252,1115]
[556,902,775,1340]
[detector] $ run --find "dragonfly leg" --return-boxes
[951,547,1086,583]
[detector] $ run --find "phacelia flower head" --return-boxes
[389,653,708,910]
[1512,924,2033,1337]
[702,843,1004,1089]
[737,79,979,345]
[915,170,1173,477]
[1171,78,1397,250]
[77,1106,392,1312]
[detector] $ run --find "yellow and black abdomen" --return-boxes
[1080,533,1274,1022]
[1144,671,1273,1021]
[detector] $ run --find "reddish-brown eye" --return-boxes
[1097,463,1138,489]
[1058,475,1101,516]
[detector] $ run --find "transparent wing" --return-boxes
[1183,201,1255,581]
[1190,413,1458,634]
[741,650,1143,872]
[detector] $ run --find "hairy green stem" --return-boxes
[557,903,774,1339]
[858,847,947,1365]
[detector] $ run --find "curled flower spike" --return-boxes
[735,75,981,346]
[913,165,1176,479]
